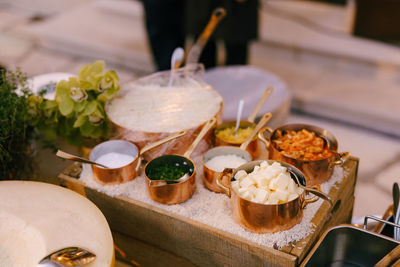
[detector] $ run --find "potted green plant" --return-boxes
[0,67,33,180]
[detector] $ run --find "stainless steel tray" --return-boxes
[301,217,400,266]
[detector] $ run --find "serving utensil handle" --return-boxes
[183,117,216,158]
[248,87,273,123]
[139,130,187,155]
[56,150,109,169]
[185,7,226,65]
[240,112,272,150]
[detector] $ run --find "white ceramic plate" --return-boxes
[204,66,291,122]
[24,72,74,99]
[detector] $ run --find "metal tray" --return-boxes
[301,217,400,266]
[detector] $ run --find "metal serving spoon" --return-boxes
[38,247,95,267]
[289,168,333,207]
[56,150,109,169]
[393,182,400,240]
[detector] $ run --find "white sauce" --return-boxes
[205,154,248,172]
[96,152,135,168]
[106,84,222,133]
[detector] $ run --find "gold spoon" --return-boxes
[38,247,95,267]
[56,150,109,169]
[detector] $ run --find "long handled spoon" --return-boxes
[38,247,95,267]
[234,99,244,134]
[185,7,226,65]
[56,150,109,168]
[248,86,274,123]
[168,47,185,87]
[290,169,333,206]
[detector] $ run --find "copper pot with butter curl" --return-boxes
[203,112,272,193]
[258,124,350,186]
[217,160,327,234]
[144,118,216,205]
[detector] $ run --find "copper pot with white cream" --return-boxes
[89,131,186,185]
[217,160,329,233]
[258,124,350,186]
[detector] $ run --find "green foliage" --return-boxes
[0,68,32,180]
[28,60,120,145]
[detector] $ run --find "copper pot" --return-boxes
[144,118,216,204]
[106,64,223,161]
[213,87,273,159]
[203,146,251,193]
[258,124,350,186]
[203,112,272,193]
[89,131,186,185]
[217,160,322,233]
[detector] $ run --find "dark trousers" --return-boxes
[143,0,185,71]
[200,41,249,69]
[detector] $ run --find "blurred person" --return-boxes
[185,0,259,69]
[142,0,259,71]
[142,0,186,71]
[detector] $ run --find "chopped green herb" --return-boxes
[147,162,188,180]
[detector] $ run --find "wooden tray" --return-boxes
[58,157,359,267]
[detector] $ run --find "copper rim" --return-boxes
[217,160,322,233]
[89,131,186,185]
[202,146,251,193]
[258,124,351,186]
[214,120,258,158]
[144,155,196,205]
[144,118,216,204]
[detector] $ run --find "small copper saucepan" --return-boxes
[258,124,350,186]
[144,118,216,205]
[89,130,186,185]
[217,160,326,233]
[203,112,272,193]
[214,87,273,158]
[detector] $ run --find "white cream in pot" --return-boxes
[106,84,222,133]
[96,152,135,168]
[205,154,248,172]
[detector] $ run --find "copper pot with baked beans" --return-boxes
[258,124,350,186]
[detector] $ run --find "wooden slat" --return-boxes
[113,230,196,267]
[289,158,358,262]
[57,157,359,266]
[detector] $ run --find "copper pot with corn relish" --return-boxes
[258,124,350,186]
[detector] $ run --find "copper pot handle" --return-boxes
[302,185,323,208]
[216,168,233,198]
[136,130,187,172]
[139,130,187,155]
[328,152,351,170]
[257,126,274,147]
[184,117,216,158]
[240,112,272,150]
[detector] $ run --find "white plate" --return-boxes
[204,66,291,122]
[24,72,74,99]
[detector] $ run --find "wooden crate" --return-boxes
[58,157,359,267]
